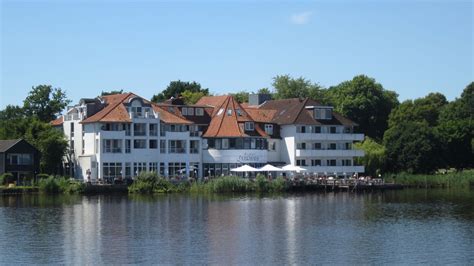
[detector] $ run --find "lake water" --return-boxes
[0,189,473,265]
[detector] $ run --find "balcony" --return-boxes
[295,133,364,141]
[295,149,365,157]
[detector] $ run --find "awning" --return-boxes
[258,164,285,172]
[230,164,259,172]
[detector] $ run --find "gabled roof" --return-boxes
[202,96,267,138]
[195,95,229,116]
[50,116,64,126]
[151,104,193,125]
[0,139,22,152]
[81,93,134,124]
[255,98,357,126]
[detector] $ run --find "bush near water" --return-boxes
[387,170,474,188]
[128,172,288,194]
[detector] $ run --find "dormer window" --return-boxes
[245,122,254,131]
[195,108,204,116]
[236,108,242,116]
[131,107,142,117]
[314,108,332,120]
[227,109,232,116]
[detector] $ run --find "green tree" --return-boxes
[389,93,447,128]
[231,91,250,103]
[101,89,124,96]
[257,87,271,94]
[23,85,71,122]
[272,75,325,101]
[353,137,386,176]
[151,81,209,103]
[25,119,68,174]
[436,82,474,168]
[181,90,208,105]
[383,121,439,173]
[327,75,399,140]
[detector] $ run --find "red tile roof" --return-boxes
[81,93,134,124]
[50,116,64,126]
[202,96,267,138]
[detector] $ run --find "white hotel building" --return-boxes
[51,92,364,182]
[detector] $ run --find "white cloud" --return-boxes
[290,11,313,25]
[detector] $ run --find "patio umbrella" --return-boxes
[230,164,259,172]
[282,164,307,172]
[258,164,285,172]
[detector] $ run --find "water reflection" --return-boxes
[0,190,473,264]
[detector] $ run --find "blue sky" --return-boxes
[1,0,472,109]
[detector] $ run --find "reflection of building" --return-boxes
[51,92,364,181]
[0,139,40,184]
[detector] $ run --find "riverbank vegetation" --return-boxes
[386,170,474,189]
[0,174,84,194]
[128,172,288,194]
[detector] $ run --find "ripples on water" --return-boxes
[0,189,473,264]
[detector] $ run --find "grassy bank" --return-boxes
[385,170,474,188]
[128,172,288,194]
[0,174,85,195]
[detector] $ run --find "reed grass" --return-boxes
[385,170,474,188]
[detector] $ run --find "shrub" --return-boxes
[38,176,60,193]
[128,171,178,194]
[255,174,269,192]
[0,173,14,186]
[38,175,85,194]
[269,176,287,192]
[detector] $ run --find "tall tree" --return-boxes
[257,88,271,94]
[272,75,325,101]
[327,75,399,140]
[436,82,474,168]
[383,121,440,174]
[23,85,71,122]
[151,81,209,103]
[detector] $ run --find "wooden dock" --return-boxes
[286,178,403,192]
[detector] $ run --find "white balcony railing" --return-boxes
[295,149,365,157]
[295,133,364,141]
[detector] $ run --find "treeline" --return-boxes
[1,76,472,176]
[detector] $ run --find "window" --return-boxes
[329,143,337,150]
[311,159,321,166]
[312,126,321,133]
[195,108,204,116]
[296,126,306,133]
[168,107,174,113]
[103,162,122,182]
[168,140,186,153]
[265,124,273,135]
[270,141,276,151]
[245,122,254,131]
[160,140,166,153]
[236,108,242,116]
[133,162,147,176]
[131,106,142,117]
[327,159,337,166]
[125,163,131,178]
[168,162,186,177]
[312,143,321,150]
[103,139,122,153]
[149,162,158,172]
[296,159,306,166]
[149,124,158,136]
[325,109,332,119]
[187,108,194,116]
[7,154,32,165]
[222,138,229,149]
[342,159,352,166]
[124,124,131,136]
[330,127,337,134]
[296,143,306,150]
[215,139,222,149]
[149,139,158,149]
[134,139,146,149]
[70,122,74,137]
[181,107,188,116]
[125,140,131,153]
[190,140,200,153]
[314,109,321,119]
[217,108,224,116]
[70,140,75,153]
[344,127,352,133]
[227,109,232,116]
[314,108,332,120]
[134,123,146,136]
[160,162,166,176]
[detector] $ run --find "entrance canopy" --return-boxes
[258,164,285,172]
[230,164,259,172]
